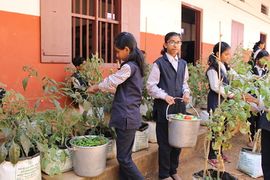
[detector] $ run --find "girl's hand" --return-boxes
[87,85,99,93]
[165,95,175,105]
[182,93,190,104]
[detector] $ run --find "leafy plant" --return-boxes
[203,48,270,177]
[71,136,108,147]
[141,63,154,121]
[188,63,208,108]
[0,88,47,164]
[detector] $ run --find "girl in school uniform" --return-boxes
[247,49,269,147]
[147,32,190,180]
[255,50,270,180]
[206,42,234,167]
[88,32,145,180]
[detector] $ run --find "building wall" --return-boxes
[0,0,135,105]
[0,1,68,106]
[140,0,182,63]
[140,0,270,64]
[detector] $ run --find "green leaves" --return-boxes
[22,77,29,91]
[9,141,20,165]
[20,134,32,156]
[0,144,8,164]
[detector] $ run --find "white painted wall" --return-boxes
[140,0,182,36]
[182,0,270,49]
[0,0,40,16]
[140,0,270,50]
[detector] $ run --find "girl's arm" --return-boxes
[88,64,131,94]
[146,63,168,100]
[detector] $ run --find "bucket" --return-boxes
[68,135,109,177]
[166,97,201,148]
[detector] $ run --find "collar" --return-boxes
[166,53,178,63]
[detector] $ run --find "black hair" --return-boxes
[72,57,86,67]
[0,88,6,107]
[212,42,231,56]
[207,42,231,73]
[255,50,269,61]
[161,32,181,55]
[253,40,265,52]
[114,32,145,76]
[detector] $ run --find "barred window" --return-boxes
[261,4,269,15]
[72,0,121,63]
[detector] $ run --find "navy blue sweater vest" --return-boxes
[206,66,229,113]
[109,61,143,130]
[153,55,187,123]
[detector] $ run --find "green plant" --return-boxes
[63,55,113,115]
[188,63,208,108]
[141,63,154,121]
[0,88,47,164]
[72,136,108,147]
[203,48,270,177]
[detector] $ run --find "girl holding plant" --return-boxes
[88,32,145,180]
[206,42,234,167]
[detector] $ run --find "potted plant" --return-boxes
[36,107,85,176]
[0,88,45,180]
[69,134,109,177]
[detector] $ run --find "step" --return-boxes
[42,126,208,180]
[42,143,158,180]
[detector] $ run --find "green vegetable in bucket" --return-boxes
[72,136,108,147]
[174,113,199,121]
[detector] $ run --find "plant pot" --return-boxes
[147,121,157,143]
[41,147,72,176]
[107,138,116,160]
[193,169,238,180]
[237,148,263,178]
[0,153,41,180]
[69,135,109,177]
[132,122,149,152]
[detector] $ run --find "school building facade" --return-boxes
[0,0,270,99]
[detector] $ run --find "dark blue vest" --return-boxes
[109,61,143,130]
[258,112,270,131]
[153,55,187,123]
[206,66,229,113]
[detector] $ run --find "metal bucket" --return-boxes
[68,135,109,177]
[166,97,201,148]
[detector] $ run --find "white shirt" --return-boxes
[207,62,228,98]
[146,53,190,100]
[254,65,264,76]
[98,64,131,93]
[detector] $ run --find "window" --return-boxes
[72,0,121,63]
[261,4,269,15]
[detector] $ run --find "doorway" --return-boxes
[181,4,201,64]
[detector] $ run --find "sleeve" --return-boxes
[98,64,131,93]
[71,76,83,89]
[182,64,190,94]
[146,63,168,100]
[207,69,226,98]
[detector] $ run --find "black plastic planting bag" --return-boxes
[193,169,238,180]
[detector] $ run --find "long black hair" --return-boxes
[114,32,145,76]
[208,42,231,73]
[255,50,269,61]
[253,40,265,52]
[160,32,181,55]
